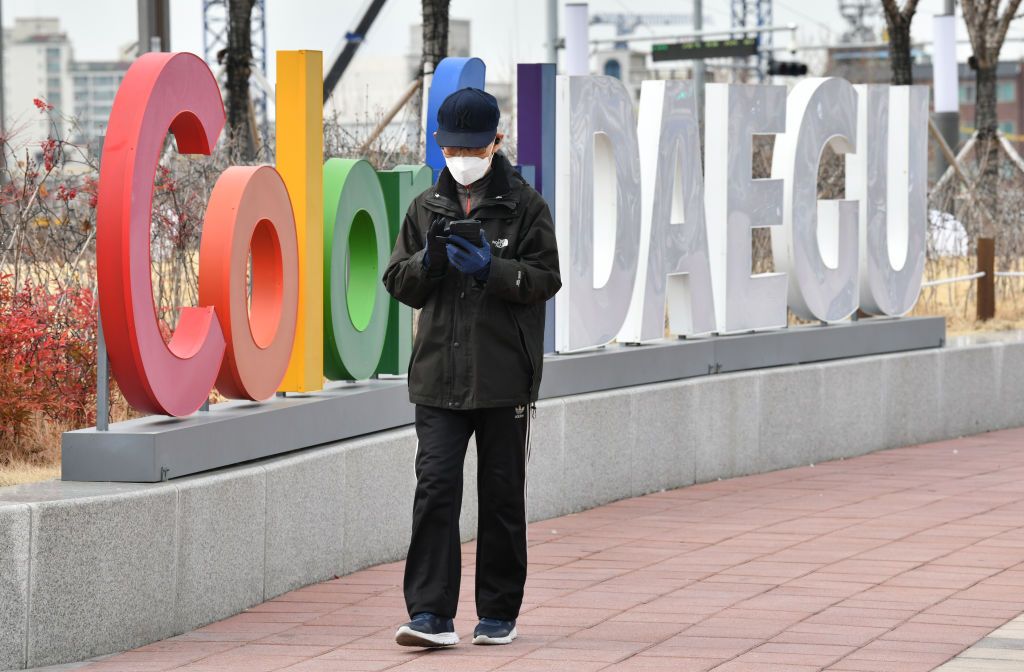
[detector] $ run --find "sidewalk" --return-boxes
[63,427,1024,671]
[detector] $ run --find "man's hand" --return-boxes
[423,217,449,275]
[447,229,491,281]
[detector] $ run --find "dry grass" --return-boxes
[0,397,69,486]
[0,388,138,487]
[913,257,1024,335]
[0,461,60,487]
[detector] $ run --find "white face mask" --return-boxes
[445,150,493,186]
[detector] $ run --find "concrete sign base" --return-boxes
[62,316,945,482]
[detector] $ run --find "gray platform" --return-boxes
[61,316,945,482]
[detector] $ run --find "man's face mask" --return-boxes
[444,144,494,186]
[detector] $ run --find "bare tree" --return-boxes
[221,0,256,160]
[881,0,920,85]
[961,0,1024,236]
[419,0,451,124]
[413,0,450,150]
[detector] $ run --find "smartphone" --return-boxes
[443,219,482,247]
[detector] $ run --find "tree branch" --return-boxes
[960,0,985,60]
[881,0,920,25]
[881,0,901,23]
[995,0,1024,57]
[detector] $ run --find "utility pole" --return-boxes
[138,0,171,54]
[546,0,558,66]
[565,3,589,75]
[693,0,705,116]
[931,0,959,180]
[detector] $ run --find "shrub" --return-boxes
[0,274,96,458]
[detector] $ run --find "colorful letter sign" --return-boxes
[554,75,642,352]
[275,50,324,392]
[772,77,860,322]
[705,83,789,334]
[322,159,391,381]
[848,84,929,316]
[97,52,228,416]
[619,79,715,342]
[376,164,433,375]
[198,166,299,400]
[96,49,932,418]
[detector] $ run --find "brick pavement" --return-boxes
[937,612,1024,670]
[67,427,1024,671]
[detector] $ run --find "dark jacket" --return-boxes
[382,153,561,409]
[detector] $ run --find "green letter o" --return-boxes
[323,158,391,380]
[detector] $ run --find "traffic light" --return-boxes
[768,60,808,76]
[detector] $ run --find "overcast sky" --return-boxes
[5,0,1022,84]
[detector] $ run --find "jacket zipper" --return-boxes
[449,278,458,406]
[514,313,536,400]
[423,189,515,409]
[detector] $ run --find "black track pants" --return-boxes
[404,403,531,621]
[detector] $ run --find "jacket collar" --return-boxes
[436,152,518,204]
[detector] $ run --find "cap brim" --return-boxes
[435,128,496,148]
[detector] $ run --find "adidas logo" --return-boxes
[514,405,526,419]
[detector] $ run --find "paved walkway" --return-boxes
[63,427,1024,671]
[938,612,1024,670]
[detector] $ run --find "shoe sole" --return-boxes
[395,626,459,647]
[472,627,518,645]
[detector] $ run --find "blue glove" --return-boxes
[446,230,491,281]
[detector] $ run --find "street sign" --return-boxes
[651,36,759,62]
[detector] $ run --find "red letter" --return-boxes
[97,52,226,416]
[199,166,299,400]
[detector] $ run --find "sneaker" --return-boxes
[395,612,459,647]
[472,617,518,645]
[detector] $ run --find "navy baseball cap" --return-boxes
[435,87,500,148]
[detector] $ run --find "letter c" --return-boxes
[96,52,226,417]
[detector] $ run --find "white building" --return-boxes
[71,60,130,146]
[594,47,654,101]
[407,19,472,81]
[2,17,74,144]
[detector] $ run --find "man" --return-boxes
[383,87,560,648]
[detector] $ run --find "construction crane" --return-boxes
[838,0,880,44]
[323,0,389,104]
[589,13,694,50]
[202,0,269,134]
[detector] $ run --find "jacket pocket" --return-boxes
[408,299,443,398]
[511,308,539,400]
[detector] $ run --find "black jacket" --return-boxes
[383,153,561,409]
